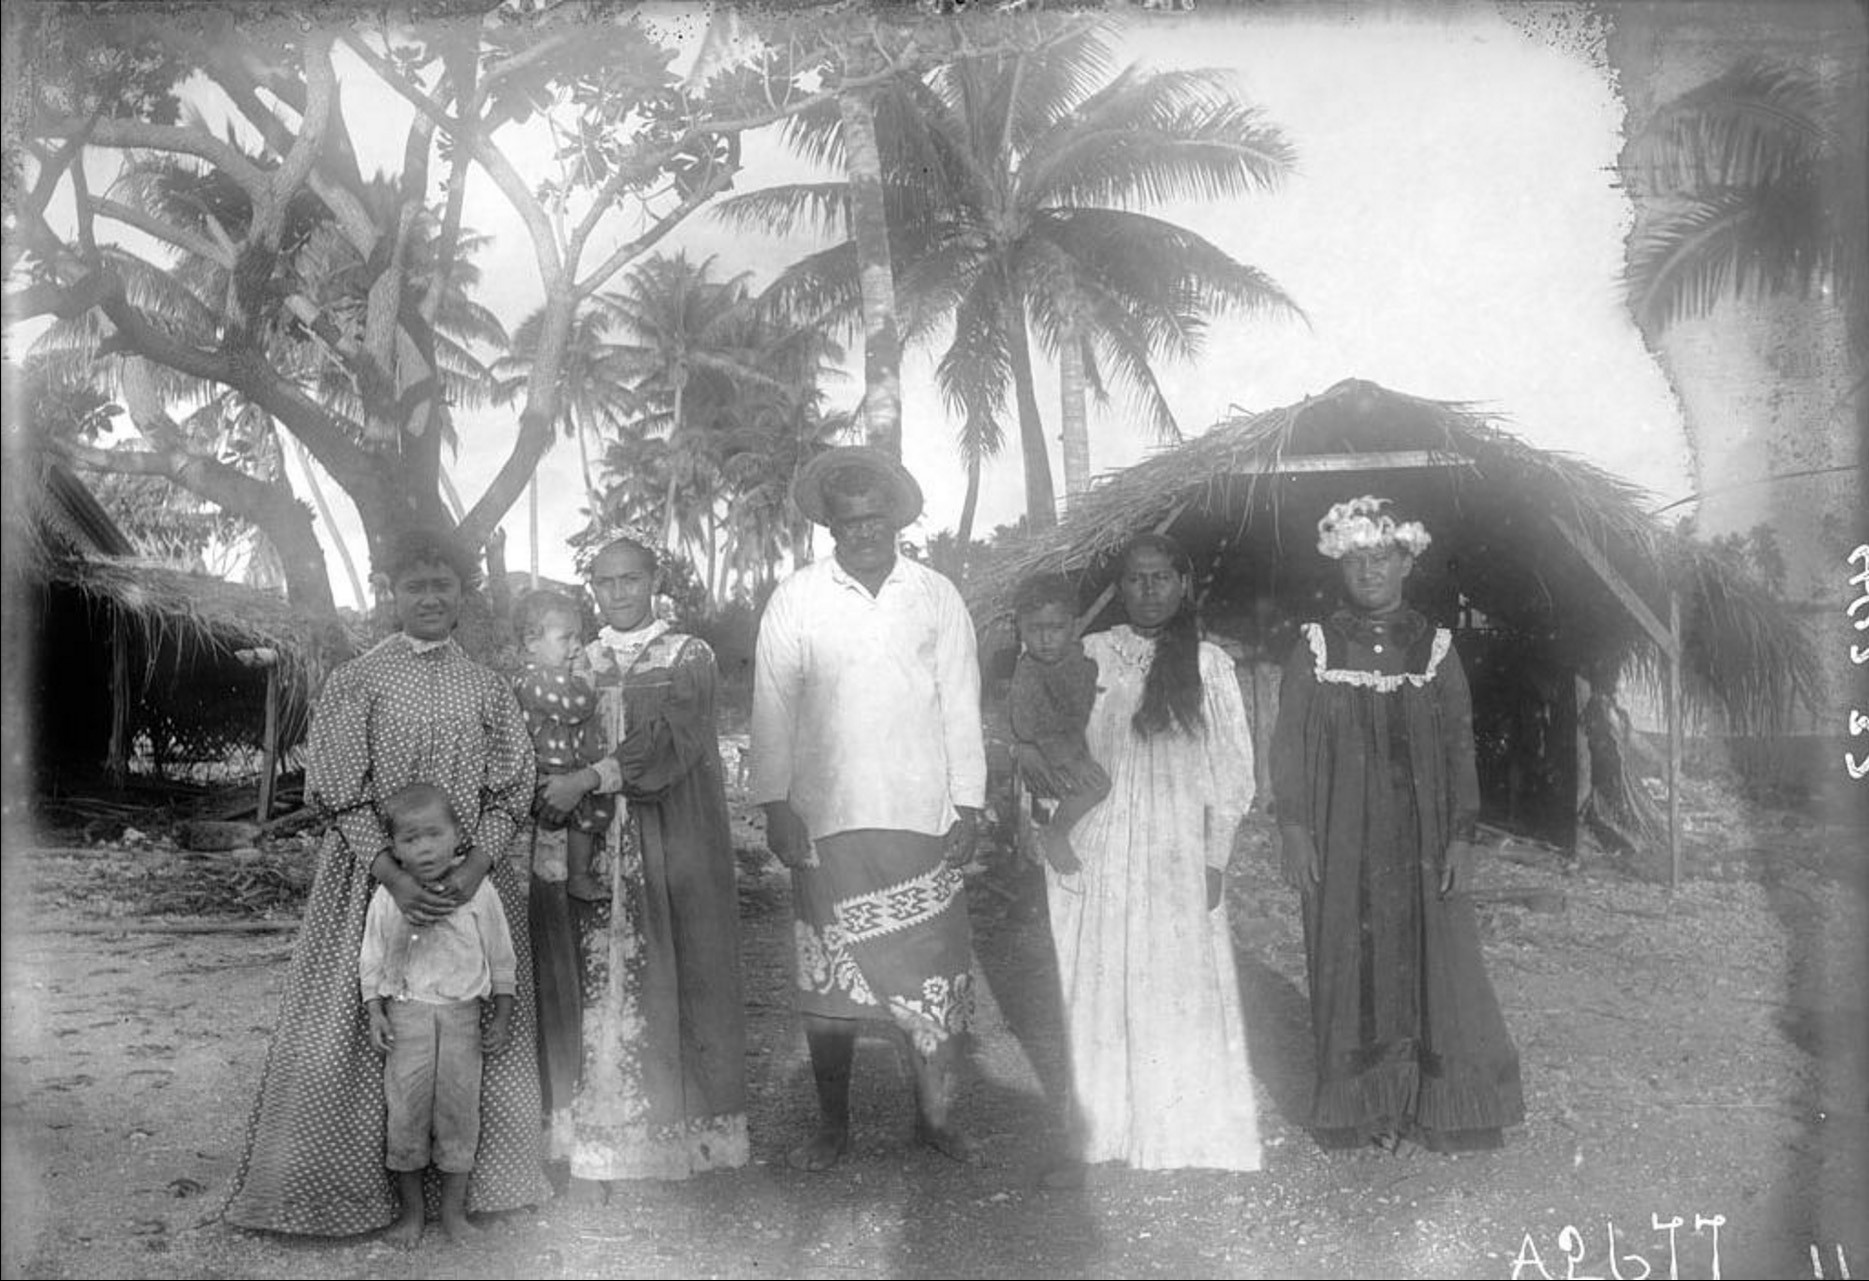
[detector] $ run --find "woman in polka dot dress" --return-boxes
[224,529,552,1236]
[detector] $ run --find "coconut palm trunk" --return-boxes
[955,456,982,564]
[1003,277,1058,529]
[839,85,905,462]
[1059,319,1091,503]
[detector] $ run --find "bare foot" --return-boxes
[915,1119,983,1165]
[565,872,607,903]
[1038,826,1081,876]
[383,1215,424,1249]
[784,1125,850,1172]
[441,1213,483,1244]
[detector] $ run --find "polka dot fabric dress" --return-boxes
[223,634,552,1236]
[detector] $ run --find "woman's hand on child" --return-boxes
[437,848,491,904]
[388,872,459,926]
[366,1002,393,1054]
[538,768,597,823]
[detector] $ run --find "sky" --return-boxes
[61,0,1703,606]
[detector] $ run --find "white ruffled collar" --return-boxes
[1099,624,1158,669]
[597,618,668,651]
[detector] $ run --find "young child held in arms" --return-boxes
[360,782,516,1247]
[514,591,614,903]
[1008,573,1111,874]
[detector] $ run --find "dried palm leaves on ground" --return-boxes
[22,841,316,920]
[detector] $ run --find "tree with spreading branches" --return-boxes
[4,1,1005,617]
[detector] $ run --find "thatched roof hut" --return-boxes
[7,460,349,797]
[969,379,1819,866]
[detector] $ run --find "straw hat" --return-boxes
[792,446,924,528]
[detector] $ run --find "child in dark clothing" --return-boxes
[1008,573,1111,874]
[513,591,613,903]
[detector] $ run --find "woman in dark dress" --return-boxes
[1270,497,1524,1153]
[537,528,748,1196]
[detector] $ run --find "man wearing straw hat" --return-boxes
[750,446,986,1172]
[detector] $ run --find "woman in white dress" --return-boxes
[1034,532,1262,1179]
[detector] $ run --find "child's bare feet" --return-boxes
[387,1169,425,1248]
[440,1212,483,1244]
[565,872,606,903]
[384,1213,424,1249]
[1038,826,1081,875]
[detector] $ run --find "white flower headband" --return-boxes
[571,519,666,576]
[1316,496,1432,560]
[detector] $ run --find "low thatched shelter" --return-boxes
[970,379,1818,874]
[7,460,349,801]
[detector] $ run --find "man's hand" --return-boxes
[943,807,982,868]
[482,996,514,1055]
[763,802,812,870]
[1439,839,1475,898]
[1279,826,1320,892]
[367,1001,393,1054]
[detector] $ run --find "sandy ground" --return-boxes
[3,781,1866,1280]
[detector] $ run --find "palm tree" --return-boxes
[717,23,1303,532]
[597,253,787,556]
[494,304,643,507]
[1624,58,1865,352]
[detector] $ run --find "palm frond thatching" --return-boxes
[968,378,1819,737]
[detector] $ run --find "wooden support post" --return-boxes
[1667,591,1682,889]
[1551,514,1684,880]
[259,665,279,822]
[237,648,282,823]
[106,612,130,785]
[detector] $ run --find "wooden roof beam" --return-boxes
[1551,514,1679,660]
[1235,450,1475,475]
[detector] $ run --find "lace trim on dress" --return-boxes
[1304,622,1450,690]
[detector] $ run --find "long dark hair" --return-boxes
[1123,533,1205,738]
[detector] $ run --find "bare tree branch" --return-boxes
[575,167,738,298]
[338,27,565,285]
[37,115,270,196]
[266,31,337,223]
[88,198,235,270]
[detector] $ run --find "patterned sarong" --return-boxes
[790,829,974,1056]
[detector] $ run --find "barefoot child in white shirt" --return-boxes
[360,782,516,1247]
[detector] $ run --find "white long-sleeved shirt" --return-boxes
[750,554,985,840]
[358,880,517,1005]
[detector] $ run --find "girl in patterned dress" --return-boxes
[224,529,550,1236]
